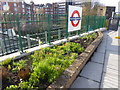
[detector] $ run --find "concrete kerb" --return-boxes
[47,31,104,89]
[0,28,106,62]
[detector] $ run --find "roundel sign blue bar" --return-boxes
[68,5,82,32]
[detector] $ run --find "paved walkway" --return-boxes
[70,28,120,88]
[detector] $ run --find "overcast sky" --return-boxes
[25,0,119,11]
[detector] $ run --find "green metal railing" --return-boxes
[0,13,106,56]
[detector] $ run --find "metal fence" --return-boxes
[0,13,106,56]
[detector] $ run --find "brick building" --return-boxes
[0,0,25,13]
[24,1,35,14]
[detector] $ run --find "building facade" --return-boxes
[118,1,120,12]
[106,6,116,19]
[0,0,25,13]
[97,6,106,16]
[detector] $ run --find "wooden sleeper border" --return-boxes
[47,31,103,89]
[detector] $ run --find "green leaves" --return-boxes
[5,41,85,89]
[81,33,97,40]
[0,58,12,66]
[18,81,33,89]
[6,85,18,90]
[12,60,28,72]
[28,42,84,87]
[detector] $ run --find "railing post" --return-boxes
[96,16,98,29]
[58,30,61,40]
[27,34,31,48]
[16,14,23,53]
[47,14,51,44]
[87,16,90,32]
[0,38,5,55]
[77,29,80,35]
[37,37,41,46]
[94,16,96,29]
[1,23,7,54]
[45,31,48,43]
[66,14,68,39]
[103,16,106,27]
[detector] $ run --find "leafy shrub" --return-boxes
[18,81,33,89]
[81,33,97,40]
[28,42,84,87]
[5,42,85,89]
[6,85,18,90]
[12,60,28,73]
[62,42,85,54]
[0,58,12,66]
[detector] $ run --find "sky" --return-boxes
[100,0,119,11]
[25,0,120,11]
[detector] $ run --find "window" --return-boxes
[22,1,24,4]
[22,4,24,8]
[14,8,17,11]
[14,3,17,7]
[22,9,25,12]
[6,2,8,6]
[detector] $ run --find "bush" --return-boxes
[0,58,12,66]
[6,85,18,90]
[12,60,28,73]
[5,42,85,89]
[81,33,97,40]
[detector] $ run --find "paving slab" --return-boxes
[104,61,118,72]
[99,42,106,47]
[105,50,119,61]
[103,68,119,76]
[104,64,118,73]
[96,45,106,54]
[106,45,119,52]
[100,73,118,88]
[80,62,103,82]
[104,51,119,72]
[70,77,99,88]
[91,52,104,64]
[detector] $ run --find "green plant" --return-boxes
[28,42,82,87]
[81,33,97,40]
[62,42,84,54]
[29,61,63,86]
[18,81,33,89]
[12,60,28,72]
[5,41,85,89]
[0,58,12,66]
[6,85,18,90]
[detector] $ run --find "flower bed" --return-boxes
[0,33,98,90]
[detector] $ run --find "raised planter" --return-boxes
[1,31,104,89]
[47,32,103,89]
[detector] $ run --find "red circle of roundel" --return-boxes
[71,10,80,27]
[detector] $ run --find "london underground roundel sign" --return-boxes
[70,10,81,27]
[68,5,82,32]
